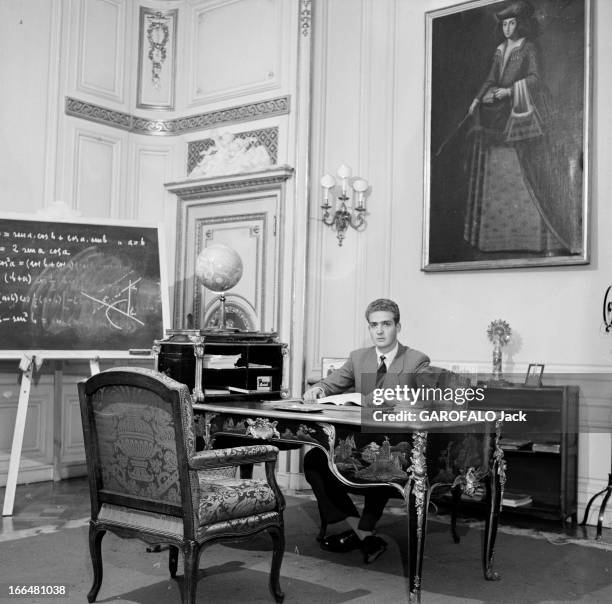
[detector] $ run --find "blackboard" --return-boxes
[0,214,169,357]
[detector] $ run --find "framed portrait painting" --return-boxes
[422,0,591,271]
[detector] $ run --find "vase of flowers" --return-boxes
[487,319,512,382]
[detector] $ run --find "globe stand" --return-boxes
[206,293,240,333]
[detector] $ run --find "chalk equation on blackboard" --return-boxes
[80,273,146,331]
[0,216,166,353]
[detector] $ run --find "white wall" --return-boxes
[307,0,611,370]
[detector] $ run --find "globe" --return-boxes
[195,244,243,292]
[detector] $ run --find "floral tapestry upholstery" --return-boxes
[94,396,181,504]
[196,474,277,525]
[104,366,196,456]
[94,367,195,506]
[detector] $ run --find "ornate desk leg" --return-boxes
[405,431,429,604]
[483,420,506,581]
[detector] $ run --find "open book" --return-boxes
[317,392,362,407]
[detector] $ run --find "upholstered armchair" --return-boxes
[78,367,285,604]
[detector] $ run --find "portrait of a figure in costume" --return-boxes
[424,0,588,270]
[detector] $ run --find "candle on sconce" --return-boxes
[320,173,336,205]
[336,164,352,196]
[352,178,368,208]
[319,164,369,245]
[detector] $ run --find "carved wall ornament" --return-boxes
[146,12,171,88]
[300,0,312,37]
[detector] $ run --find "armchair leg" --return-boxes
[87,523,106,603]
[268,525,285,603]
[169,545,179,578]
[182,540,200,604]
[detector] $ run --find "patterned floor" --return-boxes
[2,477,611,549]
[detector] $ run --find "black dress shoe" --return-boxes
[320,529,361,552]
[361,535,387,563]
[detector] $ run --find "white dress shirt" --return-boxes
[376,341,399,369]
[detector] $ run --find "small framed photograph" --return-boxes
[525,363,545,387]
[321,357,348,378]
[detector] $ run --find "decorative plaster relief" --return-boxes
[187,127,278,174]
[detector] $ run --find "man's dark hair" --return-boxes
[365,298,400,324]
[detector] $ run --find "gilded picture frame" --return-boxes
[422,0,591,271]
[136,7,178,110]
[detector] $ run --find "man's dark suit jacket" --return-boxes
[314,343,432,398]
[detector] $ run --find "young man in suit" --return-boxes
[303,298,432,563]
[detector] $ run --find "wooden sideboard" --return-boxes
[466,384,578,522]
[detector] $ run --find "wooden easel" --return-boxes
[2,354,103,517]
[2,355,36,516]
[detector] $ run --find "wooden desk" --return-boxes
[194,402,506,603]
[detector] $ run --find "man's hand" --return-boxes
[303,386,325,403]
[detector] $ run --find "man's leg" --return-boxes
[303,447,359,528]
[354,487,395,563]
[303,448,389,562]
[358,487,395,531]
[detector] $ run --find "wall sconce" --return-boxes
[320,164,369,246]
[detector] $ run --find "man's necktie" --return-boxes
[375,355,387,388]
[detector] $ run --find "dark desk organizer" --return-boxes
[153,329,287,403]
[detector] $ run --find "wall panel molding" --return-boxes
[187,0,282,105]
[76,0,126,103]
[61,394,85,462]
[132,146,175,219]
[73,129,123,216]
[65,95,290,135]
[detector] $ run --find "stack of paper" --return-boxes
[202,354,241,369]
[502,492,533,507]
[532,442,561,453]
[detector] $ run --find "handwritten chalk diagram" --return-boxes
[81,275,145,331]
[0,220,164,350]
[26,247,160,340]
